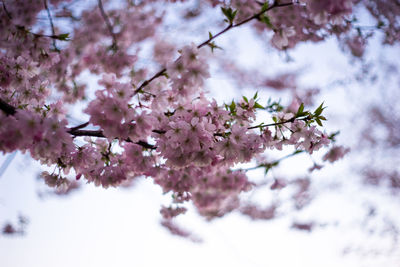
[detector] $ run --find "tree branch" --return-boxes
[67,129,156,149]
[248,116,300,130]
[0,98,16,116]
[242,149,305,172]
[43,0,59,51]
[1,1,12,20]
[133,1,293,95]
[68,122,89,132]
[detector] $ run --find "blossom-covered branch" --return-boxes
[134,1,294,95]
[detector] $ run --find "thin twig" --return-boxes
[43,0,59,51]
[68,128,157,149]
[97,0,118,50]
[134,68,167,95]
[248,116,298,130]
[2,1,12,20]
[69,122,89,132]
[243,150,305,172]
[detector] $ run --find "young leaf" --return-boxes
[254,102,264,109]
[229,100,236,113]
[221,7,237,24]
[260,14,273,28]
[253,91,258,100]
[314,102,326,116]
[208,42,222,52]
[296,103,304,117]
[56,33,70,41]
[261,2,269,13]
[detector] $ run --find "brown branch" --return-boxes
[134,68,167,95]
[133,1,293,95]
[0,98,16,116]
[1,1,12,20]
[97,0,118,50]
[29,31,69,41]
[69,122,89,132]
[68,128,157,149]
[248,116,297,130]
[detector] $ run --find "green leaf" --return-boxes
[293,149,303,155]
[229,100,236,113]
[207,42,222,52]
[208,31,213,39]
[296,103,304,116]
[232,9,238,20]
[221,7,237,24]
[55,33,70,41]
[261,2,269,12]
[254,102,264,109]
[243,96,248,103]
[316,118,323,126]
[260,14,273,28]
[253,91,258,100]
[314,102,326,116]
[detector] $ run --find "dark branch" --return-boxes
[68,128,157,149]
[2,1,12,20]
[69,122,89,132]
[242,149,305,172]
[0,98,16,116]
[43,0,59,51]
[134,69,167,95]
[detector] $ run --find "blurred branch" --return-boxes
[43,0,59,51]
[97,0,118,50]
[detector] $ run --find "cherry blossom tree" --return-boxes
[0,0,399,246]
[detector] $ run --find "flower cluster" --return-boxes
[167,44,210,100]
[85,74,155,141]
[0,109,74,166]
